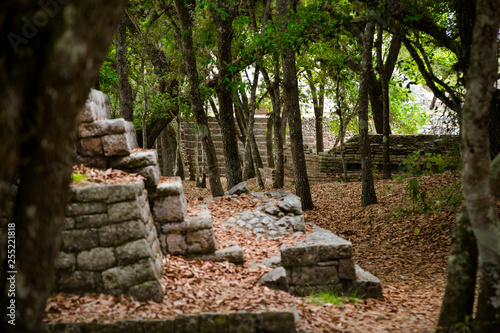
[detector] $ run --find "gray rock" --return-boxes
[57,271,103,294]
[264,205,280,216]
[79,118,128,138]
[110,150,158,169]
[80,89,112,123]
[258,267,289,292]
[134,164,161,187]
[338,258,356,280]
[66,202,106,216]
[101,133,134,157]
[161,209,212,233]
[267,230,279,237]
[115,239,153,266]
[102,258,158,291]
[98,220,145,247]
[226,216,236,224]
[186,229,217,254]
[262,255,281,268]
[260,216,275,225]
[105,181,144,203]
[77,247,116,271]
[107,198,149,223]
[61,229,99,252]
[237,219,246,227]
[266,190,292,199]
[72,183,109,202]
[247,217,260,225]
[75,155,108,169]
[55,252,76,272]
[280,244,319,267]
[226,181,249,196]
[165,233,187,255]
[153,193,187,223]
[277,194,302,214]
[189,245,245,264]
[75,213,108,229]
[154,178,183,196]
[128,280,163,303]
[80,137,103,156]
[352,264,384,301]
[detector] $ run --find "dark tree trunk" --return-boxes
[358,21,378,206]
[266,112,275,168]
[173,0,224,197]
[376,25,391,179]
[459,0,500,330]
[0,2,125,332]
[437,206,478,332]
[211,3,242,190]
[305,69,325,153]
[277,0,313,210]
[116,15,134,122]
[162,124,177,176]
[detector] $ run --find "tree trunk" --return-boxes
[266,112,275,168]
[173,0,224,197]
[358,21,378,206]
[277,0,313,210]
[305,69,325,154]
[163,124,177,176]
[437,206,478,332]
[116,15,134,122]
[0,2,125,332]
[460,0,500,330]
[174,116,184,180]
[212,4,242,190]
[140,52,148,149]
[376,25,391,179]
[336,77,348,180]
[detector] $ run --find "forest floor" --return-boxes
[44,171,465,332]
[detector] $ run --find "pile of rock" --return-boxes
[223,190,305,238]
[258,226,384,300]
[76,89,160,188]
[57,180,163,302]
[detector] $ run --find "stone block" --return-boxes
[225,181,249,196]
[57,271,103,294]
[102,133,133,156]
[79,119,128,138]
[199,313,230,333]
[280,245,319,267]
[66,202,106,216]
[165,233,187,255]
[186,229,217,254]
[61,229,99,252]
[102,258,158,291]
[173,315,200,333]
[277,194,302,214]
[115,239,153,266]
[258,267,289,292]
[161,208,212,233]
[338,258,356,280]
[289,266,316,286]
[75,213,108,229]
[154,178,183,196]
[80,137,103,157]
[228,312,256,333]
[134,164,160,187]
[318,243,352,260]
[72,183,109,202]
[75,155,108,169]
[188,245,245,264]
[316,265,340,286]
[352,264,384,301]
[105,181,144,203]
[99,220,146,247]
[109,151,158,169]
[142,319,175,333]
[128,280,163,303]
[107,199,149,223]
[63,217,75,230]
[77,247,116,271]
[153,193,187,223]
[55,252,76,272]
[256,311,296,333]
[80,89,112,123]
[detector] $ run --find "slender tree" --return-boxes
[358,20,378,206]
[173,0,224,197]
[116,14,134,121]
[276,0,313,209]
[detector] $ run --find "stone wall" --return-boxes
[150,178,217,256]
[58,180,163,302]
[43,311,296,333]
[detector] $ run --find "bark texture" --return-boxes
[358,21,378,206]
[173,0,224,197]
[116,15,134,122]
[461,0,500,330]
[277,0,313,210]
[0,2,125,332]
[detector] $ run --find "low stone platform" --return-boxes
[259,226,383,300]
[59,180,163,302]
[43,311,296,333]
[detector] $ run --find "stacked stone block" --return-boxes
[57,180,164,302]
[151,178,217,256]
[280,227,356,296]
[110,150,161,188]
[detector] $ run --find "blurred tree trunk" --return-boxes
[0,2,125,332]
[116,15,134,121]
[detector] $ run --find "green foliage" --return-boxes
[71,172,88,182]
[389,80,428,134]
[306,283,361,307]
[401,150,460,176]
[405,178,430,212]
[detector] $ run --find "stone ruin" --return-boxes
[54,88,382,306]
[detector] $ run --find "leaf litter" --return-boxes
[45,171,479,332]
